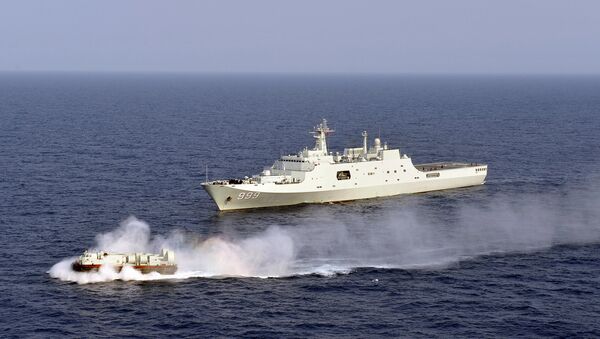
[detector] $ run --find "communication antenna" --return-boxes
[205,165,208,183]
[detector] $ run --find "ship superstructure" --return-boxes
[72,249,177,274]
[202,119,487,210]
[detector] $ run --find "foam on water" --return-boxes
[49,217,297,283]
[49,182,600,284]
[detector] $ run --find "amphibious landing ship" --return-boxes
[202,119,487,211]
[72,249,177,274]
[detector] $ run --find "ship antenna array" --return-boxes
[205,165,208,183]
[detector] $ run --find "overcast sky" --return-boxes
[1,0,599,74]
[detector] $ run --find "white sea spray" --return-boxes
[49,181,600,284]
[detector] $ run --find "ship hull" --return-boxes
[203,170,486,211]
[72,262,177,275]
[202,119,488,211]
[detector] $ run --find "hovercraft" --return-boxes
[72,249,177,274]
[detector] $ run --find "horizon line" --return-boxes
[2,70,600,77]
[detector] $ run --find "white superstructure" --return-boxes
[72,249,177,274]
[202,119,487,211]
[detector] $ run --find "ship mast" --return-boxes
[311,118,334,155]
[362,131,368,157]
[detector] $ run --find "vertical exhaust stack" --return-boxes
[200,119,488,211]
[362,131,368,157]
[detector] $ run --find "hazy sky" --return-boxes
[1,0,599,74]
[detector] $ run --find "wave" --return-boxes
[49,181,600,284]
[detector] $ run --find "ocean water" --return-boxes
[1,73,599,337]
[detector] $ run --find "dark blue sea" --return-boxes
[1,73,599,337]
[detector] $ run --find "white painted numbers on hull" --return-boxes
[202,119,487,210]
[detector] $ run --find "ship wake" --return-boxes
[49,181,600,284]
[49,217,297,284]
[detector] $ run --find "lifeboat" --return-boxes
[72,249,177,274]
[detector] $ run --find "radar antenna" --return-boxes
[310,118,335,154]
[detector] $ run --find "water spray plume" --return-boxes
[49,182,600,284]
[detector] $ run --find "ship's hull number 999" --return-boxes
[238,192,260,200]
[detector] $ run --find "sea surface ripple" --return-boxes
[1,73,599,337]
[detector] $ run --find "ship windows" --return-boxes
[394,170,397,173]
[336,170,351,180]
[403,169,406,172]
